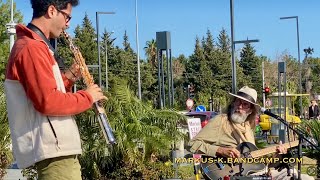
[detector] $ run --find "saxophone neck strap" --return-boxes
[26,23,65,70]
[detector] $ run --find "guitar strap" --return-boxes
[27,23,65,70]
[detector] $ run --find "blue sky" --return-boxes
[15,0,320,61]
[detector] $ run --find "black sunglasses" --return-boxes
[57,9,72,23]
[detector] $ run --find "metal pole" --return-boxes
[166,50,171,107]
[278,66,282,143]
[170,49,174,107]
[278,71,281,119]
[209,97,213,111]
[262,61,265,108]
[161,51,166,108]
[10,0,14,50]
[96,12,101,87]
[280,16,302,117]
[296,17,302,118]
[282,69,287,143]
[187,85,190,99]
[105,40,108,91]
[96,12,115,88]
[135,0,142,100]
[6,0,16,52]
[230,0,236,93]
[157,50,163,109]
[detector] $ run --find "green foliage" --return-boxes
[77,77,186,179]
[0,82,12,179]
[297,120,320,160]
[140,62,158,106]
[144,39,157,70]
[4,3,319,179]
[184,29,235,110]
[73,14,98,80]
[21,166,37,180]
[297,119,320,177]
[255,138,267,149]
[306,57,320,95]
[177,164,194,179]
[239,42,262,103]
[0,0,23,42]
[123,30,133,53]
[0,0,23,82]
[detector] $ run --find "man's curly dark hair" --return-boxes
[30,0,79,19]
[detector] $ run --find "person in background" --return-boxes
[309,99,319,120]
[4,0,106,179]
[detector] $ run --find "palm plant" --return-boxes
[144,39,157,70]
[77,77,185,179]
[297,120,320,177]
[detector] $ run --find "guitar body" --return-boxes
[201,142,266,180]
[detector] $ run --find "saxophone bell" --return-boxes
[94,101,116,145]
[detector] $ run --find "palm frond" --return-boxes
[297,120,320,159]
[79,77,186,179]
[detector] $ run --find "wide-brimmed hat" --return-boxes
[229,86,259,107]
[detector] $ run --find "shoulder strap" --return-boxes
[26,23,65,70]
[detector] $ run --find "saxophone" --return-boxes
[62,31,116,145]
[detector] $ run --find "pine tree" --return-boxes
[123,30,133,53]
[186,37,204,100]
[239,42,262,101]
[74,14,98,69]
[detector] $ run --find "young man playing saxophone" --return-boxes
[4,0,106,179]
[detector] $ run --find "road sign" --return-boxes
[187,118,202,139]
[186,99,194,110]
[196,105,206,112]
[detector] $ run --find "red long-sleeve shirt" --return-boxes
[6,24,93,116]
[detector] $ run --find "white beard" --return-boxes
[230,107,251,124]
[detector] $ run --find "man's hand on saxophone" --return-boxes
[86,84,108,102]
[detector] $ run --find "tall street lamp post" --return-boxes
[135,0,142,100]
[280,16,302,117]
[104,41,108,91]
[230,0,236,93]
[230,0,259,93]
[96,11,115,88]
[6,0,16,52]
[100,36,112,92]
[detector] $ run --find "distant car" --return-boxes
[8,162,19,169]
[185,111,218,127]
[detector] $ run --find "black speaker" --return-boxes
[156,31,171,50]
[278,62,286,73]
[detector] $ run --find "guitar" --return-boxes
[200,140,299,180]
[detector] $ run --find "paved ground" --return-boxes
[3,169,26,180]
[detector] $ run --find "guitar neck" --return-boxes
[250,140,299,158]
